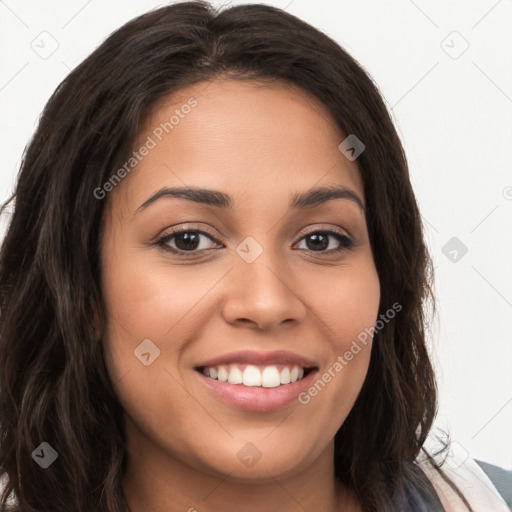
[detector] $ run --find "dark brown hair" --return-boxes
[0,2,472,511]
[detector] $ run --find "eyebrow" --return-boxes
[136,184,365,214]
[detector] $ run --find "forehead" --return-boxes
[110,78,364,216]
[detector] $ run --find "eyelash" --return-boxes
[155,225,355,256]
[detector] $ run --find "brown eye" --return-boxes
[157,229,221,254]
[156,227,354,257]
[295,230,354,253]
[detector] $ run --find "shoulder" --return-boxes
[417,435,510,512]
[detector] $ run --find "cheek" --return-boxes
[338,272,380,348]
[295,258,380,426]
[100,248,213,372]
[99,248,215,447]
[314,256,381,352]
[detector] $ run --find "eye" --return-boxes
[156,227,221,255]
[294,228,355,254]
[155,226,355,256]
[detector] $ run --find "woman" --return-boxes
[0,2,508,511]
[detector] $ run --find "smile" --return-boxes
[198,363,314,388]
[200,364,313,388]
[195,354,320,411]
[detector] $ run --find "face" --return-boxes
[99,78,380,484]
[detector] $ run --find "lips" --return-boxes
[194,349,319,411]
[195,350,318,387]
[195,349,318,370]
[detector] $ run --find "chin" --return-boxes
[187,434,321,483]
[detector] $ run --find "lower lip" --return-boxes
[196,369,318,412]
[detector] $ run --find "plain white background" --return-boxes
[0,0,511,470]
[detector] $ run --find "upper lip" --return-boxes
[195,350,319,369]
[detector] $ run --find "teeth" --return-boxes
[261,366,280,388]
[228,366,243,384]
[280,367,291,384]
[243,365,261,386]
[217,365,229,382]
[202,364,308,387]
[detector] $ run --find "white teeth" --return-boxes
[261,366,281,388]
[280,367,291,384]
[203,363,309,387]
[217,365,229,382]
[243,365,261,386]
[227,366,243,384]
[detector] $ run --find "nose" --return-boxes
[221,244,307,331]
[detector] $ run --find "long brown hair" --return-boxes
[0,2,471,511]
